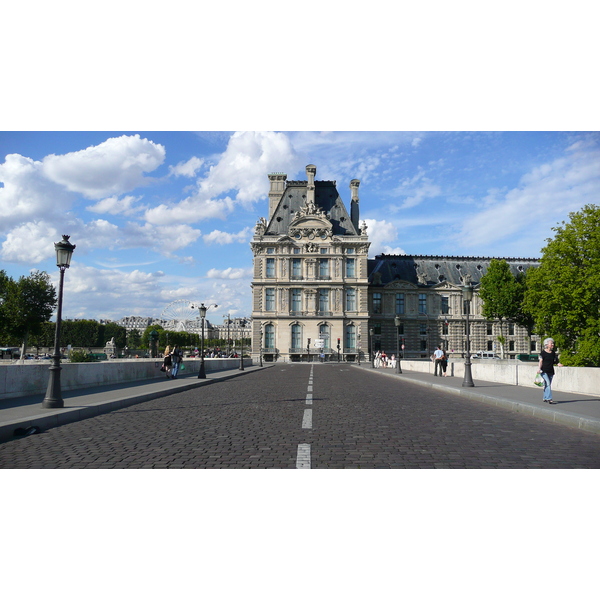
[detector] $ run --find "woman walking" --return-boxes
[163,345,173,379]
[537,338,563,404]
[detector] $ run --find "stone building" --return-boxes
[250,164,540,362]
[367,254,540,361]
[250,164,370,362]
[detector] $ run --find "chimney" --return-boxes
[268,172,287,221]
[350,179,360,232]
[306,164,317,206]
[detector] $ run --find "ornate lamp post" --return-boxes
[369,328,374,368]
[394,316,403,374]
[259,329,263,367]
[42,235,76,409]
[239,319,246,371]
[357,333,361,365]
[192,302,218,379]
[462,283,475,387]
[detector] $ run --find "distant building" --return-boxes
[250,164,540,362]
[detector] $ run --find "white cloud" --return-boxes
[169,156,204,178]
[144,196,234,226]
[455,140,600,251]
[203,227,252,245]
[0,221,59,263]
[393,169,442,209]
[87,195,146,216]
[0,153,75,232]
[206,267,253,280]
[41,134,165,200]
[363,219,399,257]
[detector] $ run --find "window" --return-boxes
[266,257,275,278]
[293,247,301,254]
[319,324,330,348]
[396,323,405,335]
[442,321,448,335]
[487,340,493,351]
[374,324,381,335]
[319,289,329,313]
[346,257,356,278]
[345,324,356,349]
[420,340,427,351]
[320,247,328,254]
[266,247,275,254]
[347,248,355,254]
[318,258,329,279]
[487,323,493,335]
[265,288,275,311]
[419,294,427,314]
[346,288,356,311]
[508,323,515,335]
[509,340,515,351]
[373,292,382,314]
[441,296,449,314]
[264,324,274,349]
[530,340,537,352]
[291,324,301,349]
[291,289,302,312]
[292,258,302,279]
[419,324,428,336]
[395,293,405,315]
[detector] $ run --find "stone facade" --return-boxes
[251,164,370,362]
[367,254,540,360]
[250,164,541,362]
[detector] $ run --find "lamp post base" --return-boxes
[198,360,206,379]
[462,362,475,387]
[42,363,64,408]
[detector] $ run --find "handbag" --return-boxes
[534,373,544,387]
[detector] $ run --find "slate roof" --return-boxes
[265,179,359,236]
[368,255,540,287]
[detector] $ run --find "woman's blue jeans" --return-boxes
[541,372,554,401]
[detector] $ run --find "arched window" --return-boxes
[291,323,302,349]
[345,324,356,349]
[264,324,275,349]
[319,323,330,348]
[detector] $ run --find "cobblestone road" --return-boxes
[1,364,599,468]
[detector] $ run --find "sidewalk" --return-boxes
[353,363,600,435]
[0,365,269,443]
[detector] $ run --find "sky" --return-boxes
[1,130,598,325]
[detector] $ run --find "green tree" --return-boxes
[478,259,521,358]
[61,319,100,348]
[103,322,127,348]
[523,204,600,366]
[126,329,142,348]
[0,270,57,358]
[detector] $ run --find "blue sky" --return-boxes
[1,131,598,324]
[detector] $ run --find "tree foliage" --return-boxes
[523,204,600,366]
[0,270,57,354]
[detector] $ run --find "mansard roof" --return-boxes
[368,254,540,288]
[265,179,359,237]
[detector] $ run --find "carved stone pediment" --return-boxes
[431,281,461,291]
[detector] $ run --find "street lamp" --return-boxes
[357,333,361,365]
[259,329,263,367]
[462,283,475,387]
[369,328,374,368]
[192,302,218,379]
[42,235,76,409]
[239,319,246,371]
[394,316,403,374]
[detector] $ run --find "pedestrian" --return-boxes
[433,346,444,376]
[440,348,448,376]
[537,338,563,404]
[163,345,172,378]
[171,345,183,379]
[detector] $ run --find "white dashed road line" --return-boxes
[296,443,311,469]
[296,365,315,468]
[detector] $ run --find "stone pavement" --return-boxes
[355,363,600,435]
[0,364,267,443]
[1,361,599,444]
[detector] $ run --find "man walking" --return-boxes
[433,346,444,376]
